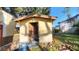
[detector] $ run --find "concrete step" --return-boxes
[10,34,20,50]
[30,40,39,48]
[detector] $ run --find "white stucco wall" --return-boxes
[0,10,6,37]
[60,22,72,32]
[16,18,53,43]
[38,21,52,43]
[0,10,3,23]
[19,24,29,43]
[2,10,15,37]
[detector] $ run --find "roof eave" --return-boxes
[14,15,57,22]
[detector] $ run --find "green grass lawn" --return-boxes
[31,47,41,51]
[29,33,79,51]
[57,33,79,51]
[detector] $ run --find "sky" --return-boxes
[50,7,78,27]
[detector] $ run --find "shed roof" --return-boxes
[14,14,57,22]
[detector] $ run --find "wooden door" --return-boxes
[29,22,39,42]
[0,24,3,46]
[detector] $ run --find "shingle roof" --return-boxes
[59,14,79,24]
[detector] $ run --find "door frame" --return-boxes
[28,22,39,42]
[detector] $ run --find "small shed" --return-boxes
[14,14,56,45]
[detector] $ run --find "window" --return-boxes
[16,23,20,33]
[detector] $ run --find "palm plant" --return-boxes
[2,7,49,17]
[31,7,49,15]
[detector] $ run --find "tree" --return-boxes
[73,22,79,27]
[64,7,71,19]
[2,7,49,18]
[73,21,79,34]
[31,7,49,15]
[2,7,18,17]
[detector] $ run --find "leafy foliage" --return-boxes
[73,21,79,27]
[2,7,49,18]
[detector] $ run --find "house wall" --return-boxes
[38,19,52,43]
[60,15,79,33]
[16,18,52,43]
[0,10,15,46]
[60,22,72,32]
[18,18,32,43]
[2,10,15,37]
[0,10,3,23]
[1,10,15,46]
